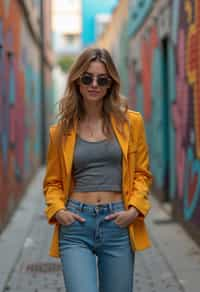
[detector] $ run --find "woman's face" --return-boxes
[78,61,111,103]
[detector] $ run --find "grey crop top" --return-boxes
[72,135,122,192]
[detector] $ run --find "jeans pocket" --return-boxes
[60,219,78,229]
[60,206,80,229]
[110,208,128,230]
[112,219,126,229]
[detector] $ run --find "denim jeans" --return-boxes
[59,199,135,292]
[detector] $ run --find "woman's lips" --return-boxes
[88,90,100,95]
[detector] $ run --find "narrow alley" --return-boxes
[1,0,200,291]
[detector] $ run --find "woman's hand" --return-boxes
[104,206,140,228]
[55,209,86,225]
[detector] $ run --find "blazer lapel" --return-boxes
[62,120,78,175]
[110,113,130,161]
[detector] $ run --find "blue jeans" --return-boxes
[59,199,135,292]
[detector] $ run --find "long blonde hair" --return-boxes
[58,47,129,139]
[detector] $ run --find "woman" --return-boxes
[43,47,152,292]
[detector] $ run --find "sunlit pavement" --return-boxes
[0,169,199,292]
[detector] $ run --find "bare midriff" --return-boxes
[69,191,123,205]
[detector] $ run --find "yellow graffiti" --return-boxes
[185,0,192,23]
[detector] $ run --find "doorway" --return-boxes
[161,37,170,202]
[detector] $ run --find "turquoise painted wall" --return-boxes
[82,0,118,46]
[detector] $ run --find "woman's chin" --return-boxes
[84,95,103,102]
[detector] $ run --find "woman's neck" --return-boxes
[83,101,103,122]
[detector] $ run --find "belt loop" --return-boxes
[108,202,113,213]
[79,202,84,212]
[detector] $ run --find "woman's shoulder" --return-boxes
[126,109,143,124]
[48,124,62,140]
[49,123,59,133]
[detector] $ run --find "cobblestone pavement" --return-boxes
[1,169,199,291]
[3,209,65,292]
[134,242,184,292]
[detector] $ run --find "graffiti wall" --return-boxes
[0,1,53,230]
[128,0,200,242]
[174,0,200,227]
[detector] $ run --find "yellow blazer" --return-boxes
[43,109,152,257]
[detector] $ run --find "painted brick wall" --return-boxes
[0,1,53,231]
[128,0,200,243]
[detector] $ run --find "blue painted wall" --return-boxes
[81,0,118,46]
[128,0,154,37]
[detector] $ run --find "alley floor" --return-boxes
[0,169,199,292]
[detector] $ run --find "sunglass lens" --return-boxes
[97,77,109,86]
[81,75,92,85]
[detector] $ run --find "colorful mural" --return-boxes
[183,0,200,223]
[127,0,200,239]
[0,1,53,230]
[170,0,200,224]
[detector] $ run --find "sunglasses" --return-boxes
[80,74,111,87]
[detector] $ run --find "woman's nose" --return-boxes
[91,77,98,87]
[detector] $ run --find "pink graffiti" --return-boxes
[173,29,189,198]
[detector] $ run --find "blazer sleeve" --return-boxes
[43,127,66,224]
[128,112,152,217]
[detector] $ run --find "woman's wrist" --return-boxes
[128,206,140,217]
[55,208,67,219]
